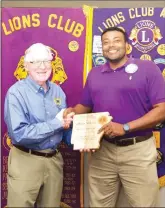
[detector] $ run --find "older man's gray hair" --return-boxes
[24,43,53,62]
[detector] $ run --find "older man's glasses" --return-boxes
[30,61,52,67]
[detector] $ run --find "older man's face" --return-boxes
[25,60,52,84]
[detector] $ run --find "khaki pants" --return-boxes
[7,146,63,207]
[88,136,159,207]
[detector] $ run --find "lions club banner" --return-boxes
[92,7,165,187]
[1,7,87,208]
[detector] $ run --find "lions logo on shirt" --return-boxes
[54,98,61,105]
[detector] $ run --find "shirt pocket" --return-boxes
[46,99,63,119]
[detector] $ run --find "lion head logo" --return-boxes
[129,27,138,45]
[3,132,13,152]
[14,47,67,85]
[153,26,163,45]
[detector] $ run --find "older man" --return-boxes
[4,43,73,207]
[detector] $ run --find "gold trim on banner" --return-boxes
[83,5,93,86]
[159,175,165,187]
[80,5,94,208]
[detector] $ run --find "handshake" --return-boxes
[58,108,114,152]
[56,107,75,129]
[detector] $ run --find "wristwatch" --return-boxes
[123,123,130,133]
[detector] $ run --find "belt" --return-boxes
[13,145,59,158]
[104,132,153,146]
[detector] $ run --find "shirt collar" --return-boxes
[25,76,50,93]
[101,57,133,73]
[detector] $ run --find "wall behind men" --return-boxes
[2,1,165,207]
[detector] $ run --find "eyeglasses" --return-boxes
[30,61,52,68]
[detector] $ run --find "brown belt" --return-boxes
[13,145,59,158]
[104,133,153,146]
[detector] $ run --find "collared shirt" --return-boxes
[4,76,67,150]
[80,58,165,137]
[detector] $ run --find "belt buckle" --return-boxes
[45,153,48,157]
[113,140,117,145]
[133,137,136,144]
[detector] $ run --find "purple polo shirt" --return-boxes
[80,58,165,137]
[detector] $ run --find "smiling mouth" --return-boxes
[37,72,46,74]
[108,50,118,54]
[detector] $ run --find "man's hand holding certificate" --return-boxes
[71,112,113,150]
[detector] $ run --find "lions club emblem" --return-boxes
[129,20,163,53]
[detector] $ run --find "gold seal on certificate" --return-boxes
[71,112,113,150]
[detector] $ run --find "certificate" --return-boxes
[71,112,113,150]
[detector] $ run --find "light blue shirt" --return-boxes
[4,76,68,150]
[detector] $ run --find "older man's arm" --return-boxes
[4,92,68,146]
